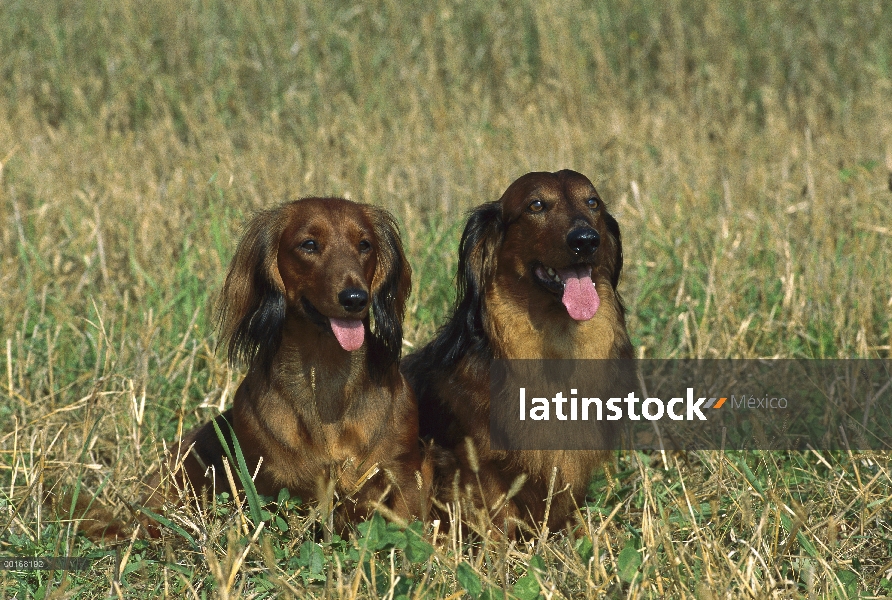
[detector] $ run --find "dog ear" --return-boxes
[455,201,503,345]
[407,201,503,370]
[366,206,412,378]
[603,210,623,290]
[217,206,288,372]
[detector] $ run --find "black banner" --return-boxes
[489,360,892,450]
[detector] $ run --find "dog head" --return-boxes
[425,170,625,366]
[218,198,411,378]
[460,169,623,324]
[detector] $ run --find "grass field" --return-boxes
[1,0,891,597]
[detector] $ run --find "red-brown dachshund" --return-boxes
[403,170,633,535]
[141,198,428,528]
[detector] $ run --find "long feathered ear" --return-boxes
[450,201,503,355]
[366,206,412,379]
[403,201,503,374]
[217,206,288,372]
[602,210,623,290]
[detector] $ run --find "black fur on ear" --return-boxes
[421,201,503,368]
[365,206,412,381]
[603,210,623,290]
[217,206,288,373]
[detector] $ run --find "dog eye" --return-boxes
[300,240,318,252]
[586,197,599,209]
[528,200,545,213]
[358,240,371,253]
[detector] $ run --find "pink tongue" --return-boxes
[329,318,365,351]
[557,265,600,321]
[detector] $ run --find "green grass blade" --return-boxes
[211,417,264,525]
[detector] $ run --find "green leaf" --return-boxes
[617,541,641,584]
[480,588,503,600]
[250,575,277,592]
[122,558,146,577]
[298,540,325,580]
[529,555,546,573]
[404,523,434,564]
[382,521,409,549]
[275,515,289,532]
[456,561,482,598]
[835,570,859,598]
[357,514,409,552]
[512,573,541,600]
[576,536,593,563]
[358,513,387,551]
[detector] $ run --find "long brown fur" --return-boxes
[129,198,429,535]
[403,170,633,536]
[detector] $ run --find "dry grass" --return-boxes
[1,0,891,597]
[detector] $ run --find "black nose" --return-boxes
[338,288,368,313]
[566,227,600,256]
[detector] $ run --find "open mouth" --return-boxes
[300,298,366,351]
[532,263,601,321]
